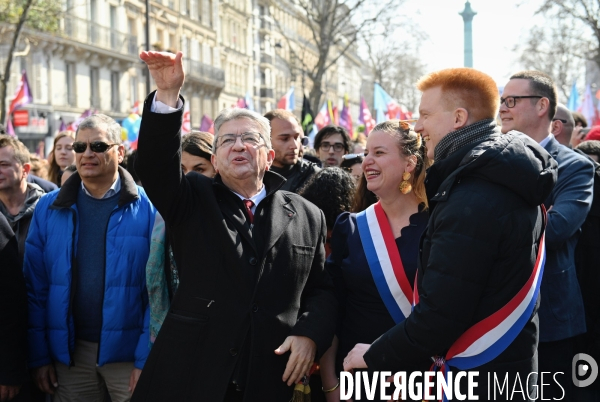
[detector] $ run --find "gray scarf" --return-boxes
[434,118,497,161]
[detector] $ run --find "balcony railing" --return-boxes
[62,14,138,56]
[185,59,225,87]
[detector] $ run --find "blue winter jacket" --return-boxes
[24,167,156,369]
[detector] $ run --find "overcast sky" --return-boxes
[403,0,545,87]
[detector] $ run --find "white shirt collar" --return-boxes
[539,133,553,148]
[81,175,121,199]
[231,185,266,214]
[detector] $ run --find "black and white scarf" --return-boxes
[434,118,497,161]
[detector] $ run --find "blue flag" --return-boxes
[567,81,579,111]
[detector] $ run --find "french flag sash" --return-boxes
[356,202,413,324]
[415,205,547,402]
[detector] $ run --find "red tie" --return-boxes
[243,199,255,224]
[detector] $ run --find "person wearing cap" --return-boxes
[584,126,600,143]
[264,109,320,193]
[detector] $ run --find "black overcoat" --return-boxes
[364,130,557,400]
[133,93,337,402]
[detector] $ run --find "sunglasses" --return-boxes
[72,141,119,153]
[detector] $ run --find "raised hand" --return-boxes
[139,51,185,107]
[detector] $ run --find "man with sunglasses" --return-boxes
[132,51,336,402]
[23,114,156,402]
[264,109,320,193]
[501,71,594,401]
[314,125,351,167]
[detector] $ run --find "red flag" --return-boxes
[359,97,376,135]
[9,71,32,115]
[315,103,331,130]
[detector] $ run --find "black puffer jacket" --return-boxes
[271,158,320,193]
[365,129,557,398]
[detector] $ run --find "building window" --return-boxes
[66,62,76,106]
[190,38,199,61]
[180,0,187,15]
[90,67,100,108]
[190,0,198,20]
[128,18,136,36]
[111,71,120,111]
[130,75,138,105]
[156,28,164,49]
[110,6,118,49]
[201,0,211,27]
[181,36,189,58]
[169,34,176,52]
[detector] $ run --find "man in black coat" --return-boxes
[133,51,337,402]
[264,109,320,193]
[344,68,557,401]
[0,213,28,401]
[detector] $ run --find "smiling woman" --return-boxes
[319,120,430,401]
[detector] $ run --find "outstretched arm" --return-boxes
[139,51,184,108]
[136,52,200,226]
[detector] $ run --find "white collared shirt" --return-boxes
[539,133,553,148]
[231,186,267,214]
[150,95,183,113]
[81,175,121,199]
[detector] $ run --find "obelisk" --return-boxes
[459,1,477,68]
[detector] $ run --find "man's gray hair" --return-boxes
[213,108,272,150]
[76,114,122,144]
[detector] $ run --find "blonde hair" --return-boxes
[352,120,431,211]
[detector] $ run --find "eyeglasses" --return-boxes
[217,132,264,148]
[301,137,309,146]
[72,141,119,153]
[500,96,543,108]
[319,142,345,152]
[552,118,568,124]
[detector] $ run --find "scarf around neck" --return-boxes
[434,118,497,161]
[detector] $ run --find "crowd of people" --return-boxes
[1,50,600,402]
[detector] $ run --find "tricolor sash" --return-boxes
[356,202,414,324]
[415,205,547,402]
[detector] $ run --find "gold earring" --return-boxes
[399,171,412,194]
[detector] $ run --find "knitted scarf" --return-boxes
[434,118,497,161]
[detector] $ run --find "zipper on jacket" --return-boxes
[96,207,118,366]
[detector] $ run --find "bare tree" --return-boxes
[0,0,62,125]
[536,0,600,71]
[268,0,402,114]
[363,26,426,113]
[516,22,589,100]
